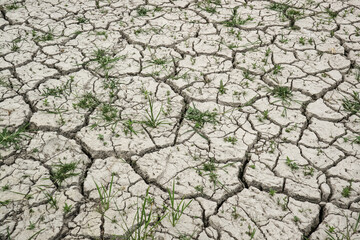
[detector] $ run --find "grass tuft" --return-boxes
[142,97,168,128]
[342,92,360,114]
[50,161,79,187]
[0,124,29,149]
[185,105,218,129]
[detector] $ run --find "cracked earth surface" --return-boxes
[0,0,360,239]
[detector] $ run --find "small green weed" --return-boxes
[41,77,73,97]
[268,2,288,12]
[137,7,148,16]
[77,17,87,24]
[325,212,360,240]
[197,0,220,14]
[73,93,100,110]
[243,69,254,81]
[269,86,296,116]
[6,2,19,10]
[352,136,360,145]
[50,161,79,187]
[40,189,58,210]
[123,119,138,136]
[100,104,118,122]
[2,184,10,191]
[342,180,353,198]
[269,188,276,196]
[285,156,299,171]
[91,49,120,72]
[118,187,167,240]
[219,80,227,94]
[273,64,283,75]
[246,225,256,239]
[325,8,338,19]
[355,68,360,81]
[94,174,116,215]
[0,200,11,206]
[270,86,292,101]
[142,97,168,128]
[223,7,253,27]
[303,166,314,176]
[27,221,36,230]
[151,58,167,65]
[293,216,300,223]
[168,181,192,227]
[0,124,29,149]
[63,203,73,214]
[185,105,218,129]
[342,92,360,114]
[277,196,289,211]
[257,110,269,122]
[34,28,54,42]
[224,136,237,145]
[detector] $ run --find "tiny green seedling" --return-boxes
[41,77,73,98]
[223,7,253,27]
[272,64,283,75]
[342,91,360,114]
[50,161,79,187]
[6,2,19,10]
[224,136,237,145]
[73,93,100,110]
[151,58,167,66]
[117,187,167,240]
[0,200,11,206]
[231,207,240,219]
[2,184,10,191]
[285,156,299,171]
[185,105,218,129]
[268,85,297,116]
[39,188,58,210]
[142,97,168,128]
[94,174,116,215]
[137,7,148,16]
[325,212,360,240]
[257,110,269,122]
[77,17,87,24]
[352,136,360,145]
[28,229,45,240]
[123,119,138,136]
[63,203,73,214]
[168,181,192,227]
[268,140,277,154]
[246,225,256,239]
[100,103,118,122]
[194,185,204,194]
[27,221,36,230]
[11,38,20,52]
[269,188,276,196]
[303,166,314,176]
[91,48,120,73]
[33,28,54,42]
[243,69,254,81]
[325,8,338,19]
[341,180,353,198]
[0,124,29,149]
[277,196,289,211]
[219,80,227,94]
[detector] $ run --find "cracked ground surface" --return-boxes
[0,0,360,239]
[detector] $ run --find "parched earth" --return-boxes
[0,0,360,239]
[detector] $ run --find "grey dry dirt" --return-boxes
[0,0,360,240]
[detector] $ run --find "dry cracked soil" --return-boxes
[0,0,360,239]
